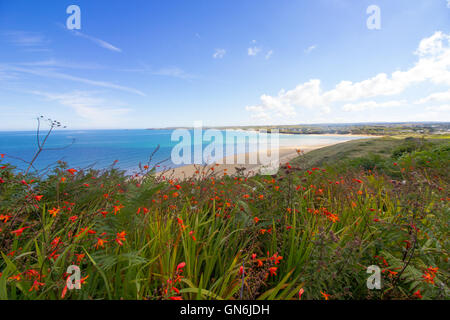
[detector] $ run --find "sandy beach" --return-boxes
[156,141,349,180]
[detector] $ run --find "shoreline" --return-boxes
[156,136,378,180]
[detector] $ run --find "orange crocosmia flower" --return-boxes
[48,207,60,217]
[0,154,4,158]
[95,237,108,249]
[60,177,66,183]
[75,253,85,264]
[172,192,179,198]
[258,195,264,200]
[115,231,126,246]
[243,194,250,199]
[422,272,435,284]
[11,226,29,237]
[189,230,196,241]
[327,214,339,223]
[113,204,124,215]
[413,290,422,299]
[176,262,186,273]
[169,296,183,300]
[426,266,438,274]
[260,229,267,235]
[29,280,44,292]
[9,274,22,281]
[298,288,304,300]
[321,291,331,300]
[0,214,12,223]
[272,253,283,264]
[68,215,78,223]
[257,259,263,267]
[254,217,259,224]
[268,267,277,277]
[67,168,77,175]
[34,195,44,202]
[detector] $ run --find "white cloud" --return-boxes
[248,46,261,56]
[31,90,130,125]
[414,90,450,104]
[245,31,450,120]
[414,31,450,57]
[151,66,195,80]
[304,45,317,54]
[342,100,407,112]
[265,50,273,60]
[424,104,450,112]
[3,31,48,47]
[0,64,146,96]
[69,29,121,52]
[213,48,226,59]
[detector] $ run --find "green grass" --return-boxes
[292,136,449,169]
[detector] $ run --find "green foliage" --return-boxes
[0,139,448,300]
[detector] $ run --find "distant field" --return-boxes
[292,136,449,169]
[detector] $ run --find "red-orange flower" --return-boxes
[115,231,127,246]
[11,226,29,237]
[321,291,331,300]
[298,288,304,300]
[268,267,277,277]
[48,207,60,217]
[95,237,108,249]
[29,280,44,292]
[176,262,186,273]
[67,168,77,175]
[413,290,422,299]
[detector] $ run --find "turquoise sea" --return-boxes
[0,129,368,174]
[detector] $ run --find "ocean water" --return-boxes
[0,129,367,174]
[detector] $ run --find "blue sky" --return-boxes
[0,0,449,130]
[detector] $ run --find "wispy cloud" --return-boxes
[265,50,273,60]
[3,30,49,47]
[151,66,196,80]
[30,90,131,125]
[304,44,317,54]
[414,90,450,104]
[342,100,407,112]
[0,63,146,96]
[213,48,226,59]
[60,25,122,52]
[248,46,261,56]
[17,59,104,70]
[121,64,196,80]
